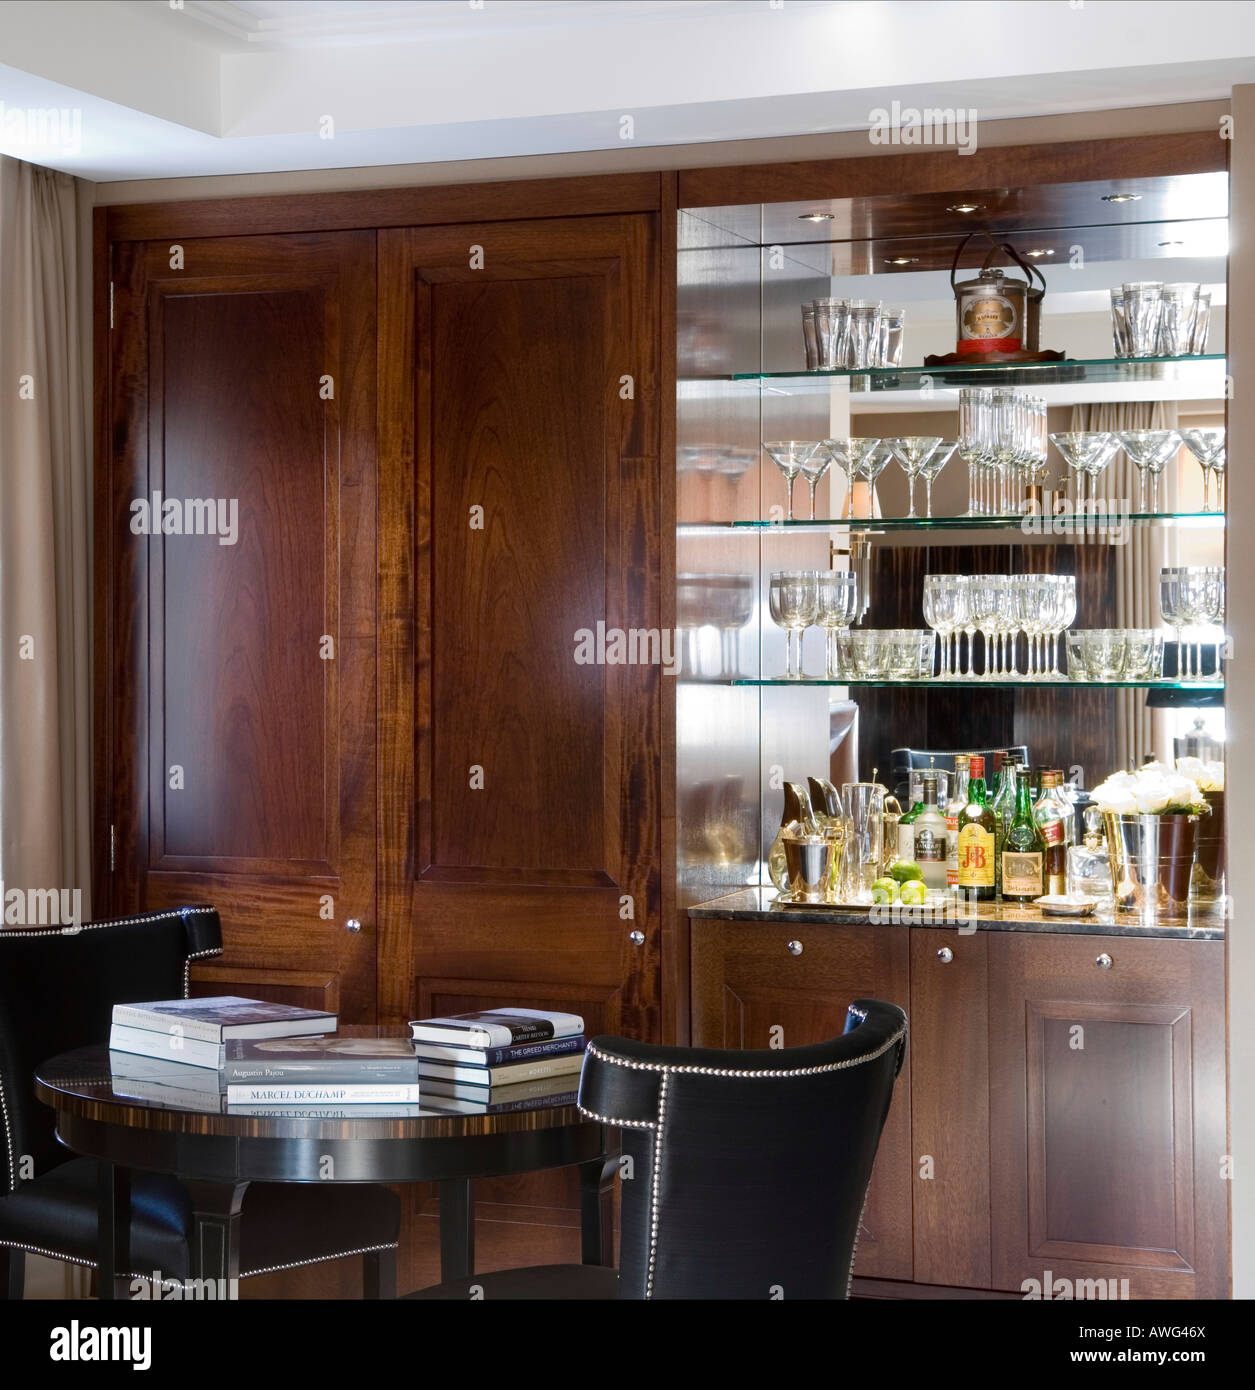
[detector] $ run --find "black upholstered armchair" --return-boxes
[0,905,399,1299]
[412,997,907,1300]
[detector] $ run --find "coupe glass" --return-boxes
[888,436,943,519]
[1180,427,1226,513]
[768,570,819,679]
[1116,430,1181,514]
[919,440,958,519]
[763,440,821,522]
[816,571,859,678]
[1049,432,1119,508]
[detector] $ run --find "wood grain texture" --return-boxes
[690,918,913,1281]
[908,929,991,1289]
[104,174,663,243]
[988,932,1229,1298]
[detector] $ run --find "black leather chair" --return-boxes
[410,998,907,1300]
[0,905,399,1299]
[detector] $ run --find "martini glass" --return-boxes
[854,440,894,518]
[888,436,942,519]
[918,440,958,519]
[1116,430,1181,514]
[763,441,823,522]
[823,438,882,517]
[1049,432,1119,510]
[797,445,833,520]
[1180,427,1226,513]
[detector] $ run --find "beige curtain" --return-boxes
[1069,401,1180,770]
[0,156,92,909]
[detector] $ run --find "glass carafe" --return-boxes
[841,782,885,901]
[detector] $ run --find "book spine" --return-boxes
[225,1083,422,1104]
[109,1026,222,1067]
[418,1055,583,1086]
[110,1007,223,1043]
[482,1036,585,1066]
[222,1061,421,1084]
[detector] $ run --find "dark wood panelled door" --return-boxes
[104,232,377,1018]
[378,216,662,1044]
[989,933,1228,1298]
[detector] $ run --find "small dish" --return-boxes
[1035,893,1099,918]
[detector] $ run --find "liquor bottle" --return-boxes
[913,773,949,890]
[957,755,997,902]
[945,754,971,889]
[991,752,1022,894]
[1001,764,1046,902]
[897,767,926,862]
[1034,769,1070,895]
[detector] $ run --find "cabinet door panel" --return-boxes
[989,933,1228,1298]
[691,920,912,1281]
[909,929,990,1288]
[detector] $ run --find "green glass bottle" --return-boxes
[957,755,997,903]
[991,752,1021,893]
[1001,764,1046,902]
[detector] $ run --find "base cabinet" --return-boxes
[689,915,1229,1299]
[988,932,1229,1299]
[690,920,913,1281]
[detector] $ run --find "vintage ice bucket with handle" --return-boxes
[951,231,1046,356]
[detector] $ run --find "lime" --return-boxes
[900,880,927,905]
[890,861,924,883]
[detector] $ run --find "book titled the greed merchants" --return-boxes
[408,1008,584,1049]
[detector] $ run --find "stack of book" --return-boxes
[108,996,422,1109]
[408,1008,586,1114]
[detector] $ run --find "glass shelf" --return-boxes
[679,511,1223,533]
[681,354,1226,395]
[684,677,1224,691]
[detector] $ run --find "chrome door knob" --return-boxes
[937,947,954,964]
[345,918,362,933]
[1096,952,1113,969]
[786,940,803,956]
[629,930,645,945]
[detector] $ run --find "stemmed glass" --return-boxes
[1049,432,1119,508]
[822,438,882,516]
[816,571,859,678]
[1010,576,1041,676]
[1178,567,1225,682]
[853,440,893,517]
[1116,430,1181,514]
[1159,567,1186,679]
[768,570,819,679]
[797,446,833,521]
[969,574,1006,679]
[1047,575,1077,678]
[1180,427,1226,513]
[919,440,958,519]
[888,437,942,518]
[959,388,993,516]
[763,441,820,522]
[922,574,961,678]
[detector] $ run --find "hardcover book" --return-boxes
[111,996,335,1044]
[223,1036,421,1084]
[225,1082,422,1106]
[408,1008,584,1049]
[415,1050,584,1087]
[410,1035,586,1067]
[418,1072,581,1110]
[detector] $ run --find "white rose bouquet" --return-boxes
[1091,763,1209,818]
[1173,755,1224,793]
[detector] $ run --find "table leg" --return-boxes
[97,1162,131,1300]
[579,1153,619,1266]
[183,1180,248,1301]
[438,1178,474,1282]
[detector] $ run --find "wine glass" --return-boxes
[919,440,958,519]
[1180,427,1226,513]
[1159,567,1186,679]
[816,571,859,678]
[958,388,993,516]
[763,441,820,523]
[1116,430,1181,514]
[1010,576,1041,676]
[768,570,819,679]
[969,574,1007,679]
[1047,575,1077,678]
[922,574,961,678]
[888,437,942,519]
[797,446,833,521]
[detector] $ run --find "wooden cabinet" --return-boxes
[989,932,1228,1299]
[690,919,913,1281]
[689,915,1228,1299]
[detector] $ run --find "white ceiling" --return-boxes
[1,0,1254,182]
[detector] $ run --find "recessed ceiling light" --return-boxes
[799,212,833,222]
[947,202,983,214]
[884,256,919,266]
[1024,248,1054,258]
[1102,193,1142,204]
[1158,239,1184,247]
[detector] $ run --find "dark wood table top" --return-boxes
[35,1028,587,1143]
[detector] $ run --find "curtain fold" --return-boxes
[1068,401,1179,771]
[0,155,93,917]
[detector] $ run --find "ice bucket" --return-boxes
[1103,812,1198,915]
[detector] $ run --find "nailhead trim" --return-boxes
[574,1106,656,1131]
[0,908,218,1192]
[643,1072,668,1300]
[845,1188,871,1299]
[243,1242,398,1279]
[584,1029,906,1079]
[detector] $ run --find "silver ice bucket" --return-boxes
[1103,812,1198,916]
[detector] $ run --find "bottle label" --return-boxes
[1038,816,1065,846]
[915,828,945,863]
[1002,851,1044,898]
[945,814,960,885]
[957,825,995,888]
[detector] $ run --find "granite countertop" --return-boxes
[686,887,1225,941]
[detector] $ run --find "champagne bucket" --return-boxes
[782,834,836,903]
[1103,812,1198,915]
[1192,789,1225,904]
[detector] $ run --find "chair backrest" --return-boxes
[578,998,907,1300]
[0,906,221,1191]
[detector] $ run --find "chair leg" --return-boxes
[1,1247,24,1301]
[363,1247,397,1300]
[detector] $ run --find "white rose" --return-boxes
[1095,788,1137,815]
[1135,788,1170,815]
